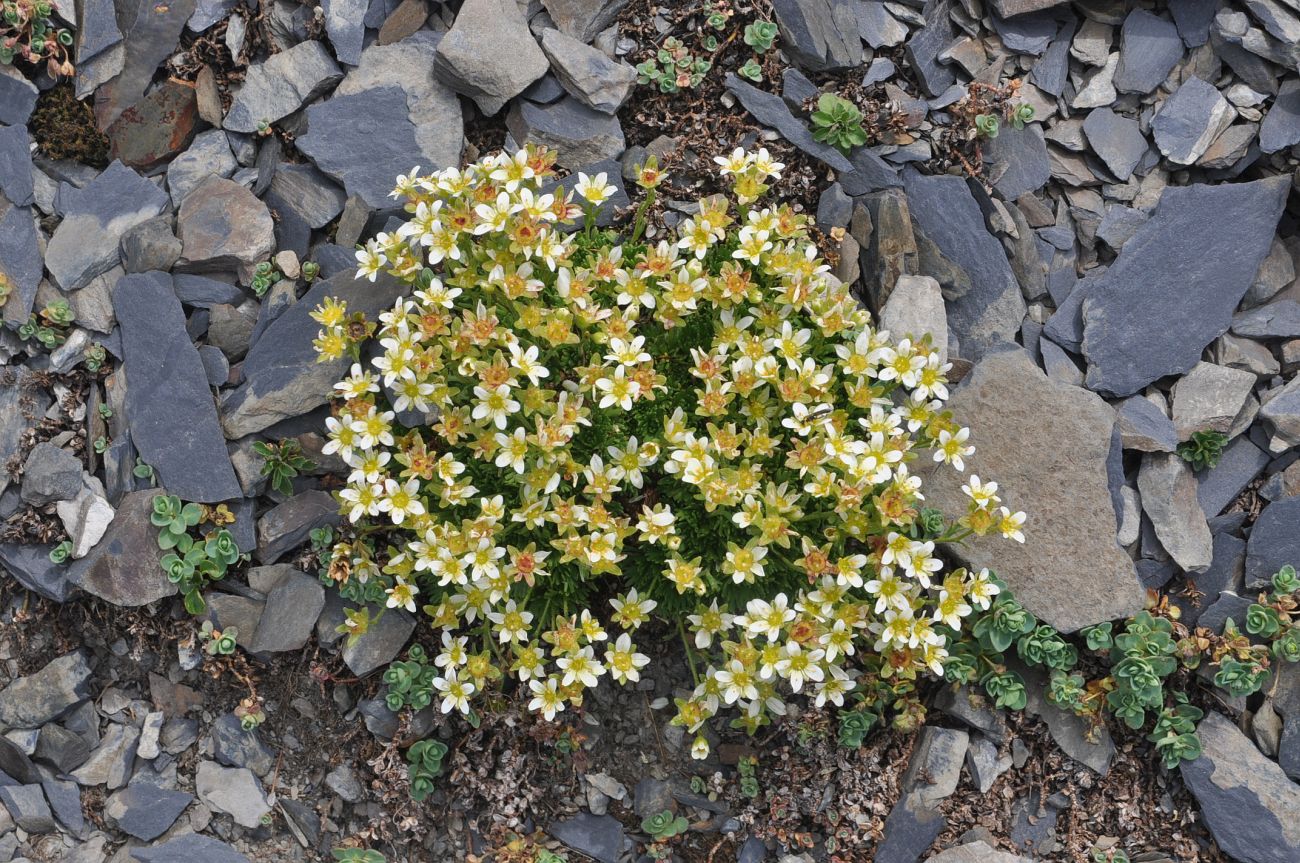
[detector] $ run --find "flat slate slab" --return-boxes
[902,169,1026,359]
[918,349,1145,632]
[113,272,242,502]
[220,270,407,438]
[1081,176,1290,397]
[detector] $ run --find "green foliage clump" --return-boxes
[642,810,689,840]
[1177,430,1228,471]
[1,0,73,75]
[253,438,316,496]
[383,645,437,712]
[406,739,449,802]
[199,620,238,655]
[19,299,73,350]
[151,495,244,614]
[810,93,868,153]
[743,20,778,53]
[636,36,712,93]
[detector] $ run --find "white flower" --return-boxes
[574,171,618,206]
[433,673,475,714]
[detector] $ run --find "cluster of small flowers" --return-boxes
[313,145,1026,756]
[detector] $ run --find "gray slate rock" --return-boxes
[323,0,368,65]
[982,125,1051,199]
[0,651,92,730]
[990,0,1070,16]
[505,96,625,169]
[256,490,341,564]
[1116,395,1177,452]
[249,569,325,652]
[902,726,969,807]
[131,833,251,863]
[45,161,171,292]
[177,176,276,281]
[772,0,863,72]
[0,543,75,602]
[166,129,237,209]
[1172,0,1217,46]
[433,0,548,115]
[906,2,956,97]
[1138,452,1212,572]
[0,784,53,833]
[548,812,625,863]
[302,34,464,208]
[1247,496,1300,588]
[71,722,139,789]
[105,781,193,841]
[220,270,407,438]
[0,124,34,207]
[929,841,1034,863]
[67,491,176,606]
[195,760,271,828]
[876,792,945,863]
[225,40,343,134]
[211,713,275,777]
[0,203,42,328]
[902,170,1026,359]
[20,443,84,506]
[1152,76,1233,165]
[342,605,415,675]
[1182,711,1300,863]
[0,68,39,126]
[1080,176,1289,397]
[121,216,183,274]
[1234,300,1300,339]
[1260,375,1300,447]
[114,273,241,502]
[1261,77,1300,153]
[1113,9,1183,95]
[540,28,636,114]
[1082,108,1147,181]
[541,0,631,43]
[1171,361,1255,439]
[92,0,195,128]
[920,349,1144,632]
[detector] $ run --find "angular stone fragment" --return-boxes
[879,275,948,363]
[905,2,956,97]
[1081,177,1289,397]
[903,171,1025,360]
[541,0,631,43]
[0,651,93,730]
[195,761,271,828]
[1181,712,1300,863]
[45,162,171,292]
[920,350,1144,632]
[1261,77,1300,154]
[1082,108,1147,181]
[505,97,624,169]
[1152,76,1233,165]
[434,0,548,115]
[1115,396,1177,452]
[1138,452,1212,572]
[1113,8,1183,95]
[540,28,636,114]
[131,834,251,863]
[323,0,368,65]
[221,271,407,438]
[224,40,344,134]
[114,273,241,501]
[68,491,177,605]
[1247,496,1300,587]
[176,177,275,281]
[981,125,1051,199]
[772,0,863,72]
[989,0,1070,16]
[1171,361,1256,439]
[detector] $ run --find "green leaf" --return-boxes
[183,590,207,615]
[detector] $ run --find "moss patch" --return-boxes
[28,83,110,167]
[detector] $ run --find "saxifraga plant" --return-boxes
[314,144,1028,773]
[810,93,868,153]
